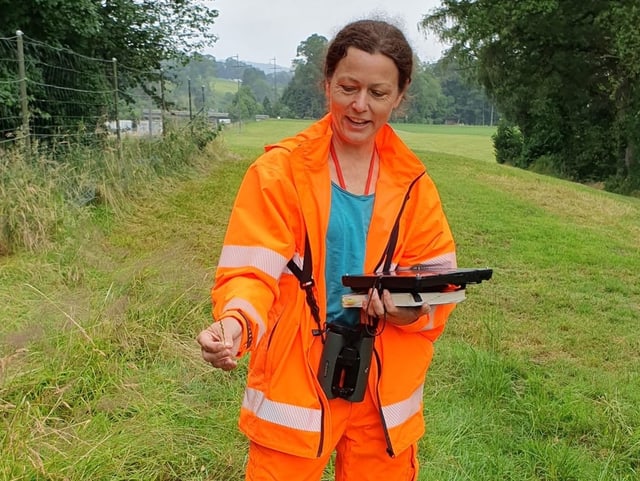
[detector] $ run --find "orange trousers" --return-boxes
[244,388,419,481]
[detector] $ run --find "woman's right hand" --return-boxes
[196,317,243,371]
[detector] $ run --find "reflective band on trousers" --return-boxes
[242,384,424,432]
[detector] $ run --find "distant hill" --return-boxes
[247,60,293,74]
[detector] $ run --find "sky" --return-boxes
[202,0,447,69]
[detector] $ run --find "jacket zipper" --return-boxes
[316,395,327,457]
[373,347,395,457]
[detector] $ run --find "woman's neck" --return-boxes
[331,137,376,165]
[329,138,378,195]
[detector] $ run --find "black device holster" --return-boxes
[317,323,374,402]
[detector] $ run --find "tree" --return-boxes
[280,34,327,118]
[229,85,261,122]
[421,0,639,191]
[403,62,450,124]
[0,0,218,69]
[601,1,640,191]
[162,54,219,112]
[433,59,496,125]
[242,67,271,106]
[0,0,218,137]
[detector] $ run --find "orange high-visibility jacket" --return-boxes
[212,114,457,459]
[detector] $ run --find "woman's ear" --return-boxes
[394,79,412,109]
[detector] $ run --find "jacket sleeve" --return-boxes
[211,152,300,356]
[394,172,457,341]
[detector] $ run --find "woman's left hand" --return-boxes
[362,288,431,326]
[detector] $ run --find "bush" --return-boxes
[604,173,640,197]
[530,154,562,177]
[492,121,523,165]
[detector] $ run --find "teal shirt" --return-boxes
[325,182,374,326]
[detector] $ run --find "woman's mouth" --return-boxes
[347,117,370,126]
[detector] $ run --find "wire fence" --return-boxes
[0,31,222,153]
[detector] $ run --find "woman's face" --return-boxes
[326,47,404,148]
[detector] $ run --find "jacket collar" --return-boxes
[266,114,428,274]
[266,114,426,183]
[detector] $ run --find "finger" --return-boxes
[201,343,229,363]
[366,288,385,317]
[197,329,221,353]
[199,322,233,350]
[219,357,238,371]
[381,289,402,313]
[202,345,238,370]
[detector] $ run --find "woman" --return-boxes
[197,19,457,481]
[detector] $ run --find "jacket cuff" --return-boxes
[220,310,252,358]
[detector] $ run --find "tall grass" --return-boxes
[1,120,639,480]
[0,123,220,255]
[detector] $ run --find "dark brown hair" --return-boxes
[324,19,413,92]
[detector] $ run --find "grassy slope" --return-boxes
[209,78,240,97]
[1,120,639,480]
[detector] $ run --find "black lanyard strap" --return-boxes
[287,234,326,341]
[374,172,425,273]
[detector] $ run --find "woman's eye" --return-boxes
[341,85,357,93]
[371,90,385,98]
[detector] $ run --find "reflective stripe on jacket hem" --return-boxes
[241,384,423,433]
[381,384,424,429]
[242,387,323,432]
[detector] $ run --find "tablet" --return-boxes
[341,267,493,293]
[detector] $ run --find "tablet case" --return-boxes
[342,267,493,293]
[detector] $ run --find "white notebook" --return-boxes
[342,289,466,308]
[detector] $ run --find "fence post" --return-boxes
[188,78,193,120]
[201,85,205,115]
[16,30,30,156]
[160,70,166,137]
[111,58,122,161]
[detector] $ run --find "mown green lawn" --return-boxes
[222,119,497,163]
[1,120,638,480]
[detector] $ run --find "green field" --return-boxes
[222,119,497,163]
[209,77,240,97]
[1,121,639,480]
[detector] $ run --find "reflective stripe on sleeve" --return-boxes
[414,252,457,270]
[377,261,398,273]
[381,385,424,429]
[242,387,322,433]
[219,245,288,281]
[376,252,456,274]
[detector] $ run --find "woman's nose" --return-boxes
[351,91,368,111]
